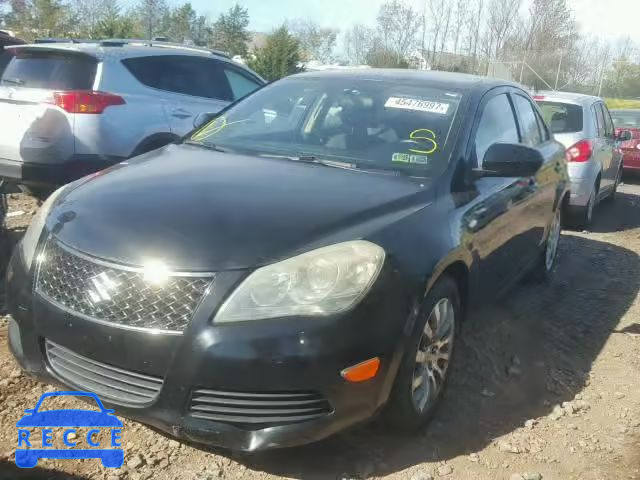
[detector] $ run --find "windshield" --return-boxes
[611,110,640,129]
[189,77,463,177]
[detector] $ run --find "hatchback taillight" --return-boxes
[52,91,125,114]
[566,140,593,163]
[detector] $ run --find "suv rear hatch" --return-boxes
[0,47,97,170]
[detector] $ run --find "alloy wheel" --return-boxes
[411,298,455,413]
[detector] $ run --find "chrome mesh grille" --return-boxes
[189,388,333,429]
[46,340,163,405]
[36,240,212,333]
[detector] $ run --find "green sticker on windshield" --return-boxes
[392,153,429,165]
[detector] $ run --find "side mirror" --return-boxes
[477,143,544,178]
[617,130,632,142]
[193,112,217,129]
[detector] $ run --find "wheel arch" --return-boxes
[130,133,180,158]
[424,255,471,321]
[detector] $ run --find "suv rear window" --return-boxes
[535,101,583,134]
[0,50,97,89]
[122,55,234,101]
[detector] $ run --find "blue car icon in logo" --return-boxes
[15,391,124,468]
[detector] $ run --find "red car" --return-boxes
[612,109,640,172]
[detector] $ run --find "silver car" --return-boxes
[534,92,626,228]
[0,40,265,196]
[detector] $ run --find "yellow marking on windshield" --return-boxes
[408,129,438,155]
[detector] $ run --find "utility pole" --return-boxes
[519,50,526,84]
[554,51,564,91]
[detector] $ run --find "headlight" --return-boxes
[214,240,385,323]
[20,186,65,268]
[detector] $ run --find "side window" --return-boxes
[601,104,614,137]
[512,94,542,147]
[123,56,233,101]
[224,68,261,100]
[593,103,605,137]
[474,94,519,167]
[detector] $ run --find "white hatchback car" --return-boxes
[534,92,629,228]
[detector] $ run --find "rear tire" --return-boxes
[385,276,460,431]
[530,206,562,283]
[570,183,596,230]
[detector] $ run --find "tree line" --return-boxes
[1,0,639,96]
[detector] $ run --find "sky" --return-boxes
[190,0,640,45]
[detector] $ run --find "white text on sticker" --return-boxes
[385,97,450,115]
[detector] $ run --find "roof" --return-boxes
[534,90,602,105]
[290,69,515,92]
[9,40,229,61]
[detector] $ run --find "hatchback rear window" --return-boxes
[0,50,97,89]
[535,101,583,134]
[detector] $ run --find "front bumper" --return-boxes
[6,249,411,451]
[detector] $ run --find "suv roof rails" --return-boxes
[34,38,96,44]
[98,38,230,58]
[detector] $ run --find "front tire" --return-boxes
[385,276,460,431]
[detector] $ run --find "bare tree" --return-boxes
[485,0,521,60]
[451,0,467,55]
[344,24,375,64]
[290,19,338,63]
[375,0,420,63]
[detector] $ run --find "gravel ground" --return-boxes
[0,180,639,480]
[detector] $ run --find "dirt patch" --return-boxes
[1,184,639,480]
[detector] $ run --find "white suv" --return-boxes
[0,40,265,196]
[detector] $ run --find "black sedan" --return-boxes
[6,70,569,451]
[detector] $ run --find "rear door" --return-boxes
[122,55,235,136]
[0,48,96,166]
[592,102,613,192]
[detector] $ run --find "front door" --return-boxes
[592,102,614,193]
[466,91,545,296]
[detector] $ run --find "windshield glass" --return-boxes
[189,77,463,177]
[611,110,640,129]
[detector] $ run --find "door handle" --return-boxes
[171,108,192,119]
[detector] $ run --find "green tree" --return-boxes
[133,0,169,39]
[5,0,71,39]
[94,1,141,39]
[165,3,208,45]
[210,3,250,56]
[248,25,302,81]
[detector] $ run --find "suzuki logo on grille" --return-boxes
[87,272,119,304]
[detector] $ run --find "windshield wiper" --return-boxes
[259,153,357,170]
[184,140,228,153]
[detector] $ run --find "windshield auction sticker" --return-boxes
[384,97,450,115]
[15,391,124,468]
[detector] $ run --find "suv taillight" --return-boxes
[566,140,593,163]
[52,91,125,114]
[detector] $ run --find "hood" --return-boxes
[49,144,432,271]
